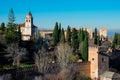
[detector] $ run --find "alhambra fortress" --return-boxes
[19,12,120,80]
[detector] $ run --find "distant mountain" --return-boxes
[108,29,120,38]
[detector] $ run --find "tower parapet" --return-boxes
[100,27,107,38]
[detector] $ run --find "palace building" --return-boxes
[20,11,37,41]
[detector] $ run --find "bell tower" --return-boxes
[25,11,33,27]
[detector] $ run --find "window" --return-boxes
[26,20,28,22]
[92,58,94,61]
[102,58,104,62]
[29,20,30,22]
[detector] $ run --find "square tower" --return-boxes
[100,28,107,38]
[88,47,98,79]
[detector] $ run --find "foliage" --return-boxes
[60,28,65,43]
[58,23,61,42]
[52,22,59,46]
[78,28,84,44]
[71,55,79,62]
[97,34,101,46]
[66,25,71,45]
[4,30,21,44]
[0,22,5,31]
[35,47,51,74]
[8,8,15,24]
[94,28,98,45]
[56,43,73,69]
[111,33,120,49]
[4,9,21,44]
[81,31,88,61]
[74,71,91,80]
[5,43,26,66]
[71,28,79,51]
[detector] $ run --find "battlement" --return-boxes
[89,46,98,49]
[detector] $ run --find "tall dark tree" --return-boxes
[97,34,101,46]
[0,22,5,31]
[82,31,88,61]
[8,8,15,24]
[58,23,61,42]
[94,28,98,45]
[66,26,71,45]
[71,28,78,51]
[112,33,119,48]
[118,34,120,45]
[5,9,21,44]
[16,25,22,45]
[78,28,84,44]
[60,28,65,43]
[52,22,59,46]
[7,8,15,31]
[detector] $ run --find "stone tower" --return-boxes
[86,28,93,39]
[20,11,37,41]
[25,11,33,36]
[88,46,98,79]
[25,11,33,28]
[100,28,107,38]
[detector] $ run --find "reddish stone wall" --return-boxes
[74,62,91,77]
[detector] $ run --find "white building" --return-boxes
[20,11,37,41]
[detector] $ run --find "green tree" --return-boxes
[0,22,5,31]
[78,28,84,44]
[8,8,15,24]
[111,33,120,49]
[66,26,71,45]
[82,31,88,61]
[58,23,61,42]
[97,34,101,46]
[16,25,22,44]
[118,34,120,45]
[52,22,59,46]
[111,32,118,48]
[7,8,15,31]
[94,28,98,45]
[60,28,65,43]
[71,28,79,51]
[5,9,21,44]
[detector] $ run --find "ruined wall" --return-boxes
[74,62,91,78]
[98,53,109,78]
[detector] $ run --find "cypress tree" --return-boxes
[78,29,82,44]
[60,28,65,43]
[94,28,98,45]
[0,22,5,31]
[58,23,61,42]
[97,34,101,46]
[8,8,15,31]
[82,31,88,61]
[52,22,59,46]
[66,26,71,45]
[71,28,78,51]
[112,33,117,48]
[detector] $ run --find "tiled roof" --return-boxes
[20,23,25,27]
[40,30,53,32]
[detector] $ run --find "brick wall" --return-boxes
[74,62,91,77]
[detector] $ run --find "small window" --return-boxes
[29,20,30,22]
[92,58,94,61]
[26,20,28,22]
[102,58,104,62]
